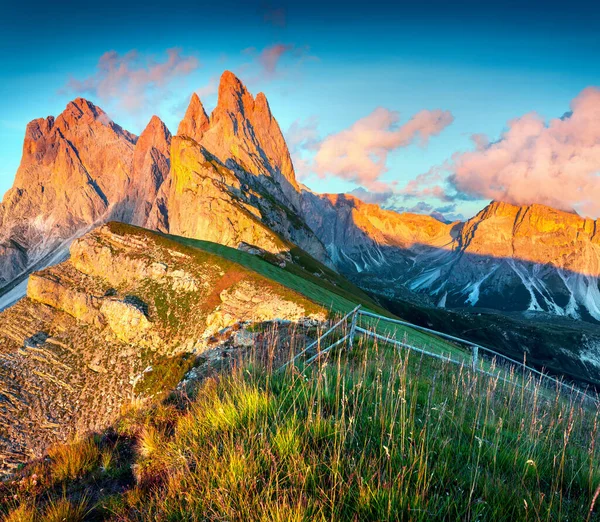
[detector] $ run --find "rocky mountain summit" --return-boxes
[0,71,329,290]
[2,69,600,325]
[0,222,326,473]
[303,194,600,321]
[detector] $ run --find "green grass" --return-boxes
[159,229,469,359]
[163,231,379,315]
[106,221,467,361]
[3,331,599,521]
[134,351,198,396]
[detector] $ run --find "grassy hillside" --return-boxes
[157,227,470,361]
[2,333,599,521]
[106,223,467,361]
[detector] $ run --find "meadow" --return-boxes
[2,325,599,521]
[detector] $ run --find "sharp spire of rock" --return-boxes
[140,115,172,146]
[177,93,209,142]
[213,70,254,120]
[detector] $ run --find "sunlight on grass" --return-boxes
[47,438,100,482]
[2,328,599,521]
[41,497,88,522]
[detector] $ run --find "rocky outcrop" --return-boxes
[0,222,326,473]
[149,137,287,254]
[100,298,153,343]
[205,279,320,337]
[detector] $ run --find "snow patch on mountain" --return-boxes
[463,266,499,306]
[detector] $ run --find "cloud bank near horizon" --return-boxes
[403,87,600,217]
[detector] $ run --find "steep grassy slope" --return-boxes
[151,226,469,361]
[2,333,598,521]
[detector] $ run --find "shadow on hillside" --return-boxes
[335,240,600,390]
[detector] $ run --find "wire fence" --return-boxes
[279,305,600,409]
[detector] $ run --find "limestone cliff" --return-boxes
[0,222,326,473]
[0,99,142,284]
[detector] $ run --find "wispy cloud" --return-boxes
[64,48,199,116]
[258,44,294,77]
[289,107,453,191]
[241,43,316,83]
[403,86,600,217]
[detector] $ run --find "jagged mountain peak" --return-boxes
[177,93,209,142]
[209,70,256,128]
[139,115,172,145]
[53,97,138,144]
[254,91,273,119]
[480,200,581,220]
[66,96,103,117]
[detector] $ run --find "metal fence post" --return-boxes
[348,306,360,350]
[472,345,479,372]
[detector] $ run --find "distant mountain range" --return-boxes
[2,70,600,324]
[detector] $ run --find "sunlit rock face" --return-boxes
[0,222,325,473]
[151,71,329,264]
[0,99,139,283]
[118,115,172,227]
[303,194,600,322]
[0,71,331,290]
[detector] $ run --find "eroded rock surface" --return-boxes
[0,223,326,473]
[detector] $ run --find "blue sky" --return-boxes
[1,0,599,219]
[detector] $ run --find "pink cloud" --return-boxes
[287,116,321,151]
[444,87,600,216]
[312,107,454,190]
[258,44,294,76]
[66,48,199,115]
[238,43,316,85]
[195,75,220,99]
